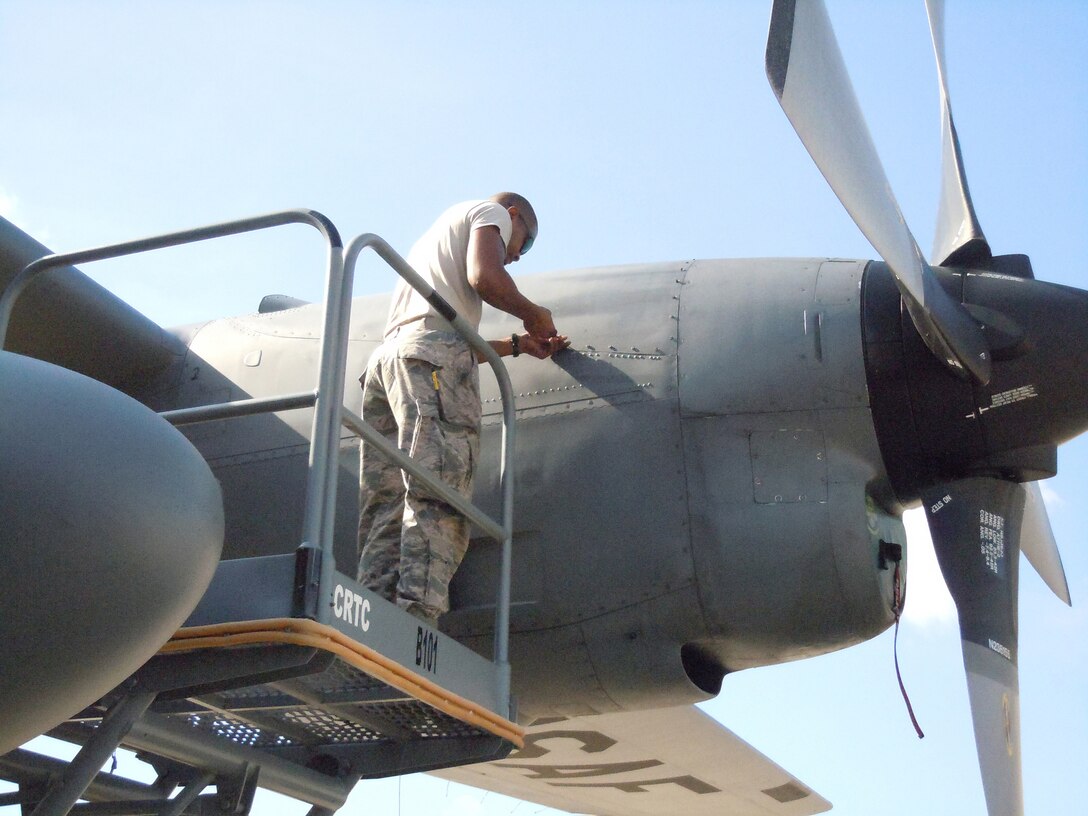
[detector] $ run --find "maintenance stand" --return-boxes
[0,211,523,816]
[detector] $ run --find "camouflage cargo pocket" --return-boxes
[406,399,475,503]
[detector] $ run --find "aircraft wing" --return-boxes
[432,705,830,815]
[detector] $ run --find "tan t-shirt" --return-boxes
[384,200,512,337]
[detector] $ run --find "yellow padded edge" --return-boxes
[162,618,523,748]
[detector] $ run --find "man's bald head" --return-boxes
[490,192,538,236]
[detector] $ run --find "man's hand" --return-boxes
[524,305,557,339]
[519,333,570,359]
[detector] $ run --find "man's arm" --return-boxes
[468,225,557,338]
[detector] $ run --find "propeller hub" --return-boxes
[862,261,1088,501]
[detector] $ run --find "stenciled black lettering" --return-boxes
[505,730,618,760]
[414,627,438,673]
[500,730,720,796]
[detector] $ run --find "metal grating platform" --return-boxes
[142,613,523,779]
[163,652,490,751]
[42,615,521,811]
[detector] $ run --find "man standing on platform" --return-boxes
[357,192,568,625]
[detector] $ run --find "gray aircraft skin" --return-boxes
[167,256,906,719]
[1,2,1084,815]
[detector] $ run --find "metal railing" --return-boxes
[0,210,516,705]
[342,234,517,701]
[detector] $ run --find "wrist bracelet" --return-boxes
[511,333,520,357]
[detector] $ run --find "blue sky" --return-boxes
[1,1,1085,814]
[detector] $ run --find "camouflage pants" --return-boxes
[357,330,480,624]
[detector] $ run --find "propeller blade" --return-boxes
[1020,481,1072,605]
[766,0,990,384]
[925,0,993,268]
[923,478,1026,816]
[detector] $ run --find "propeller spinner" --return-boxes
[767,2,1084,814]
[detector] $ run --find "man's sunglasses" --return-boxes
[517,213,536,255]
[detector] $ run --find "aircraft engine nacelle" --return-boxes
[448,258,906,714]
[0,350,224,754]
[675,259,904,672]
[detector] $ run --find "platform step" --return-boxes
[112,552,524,785]
[37,553,523,816]
[151,616,521,777]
